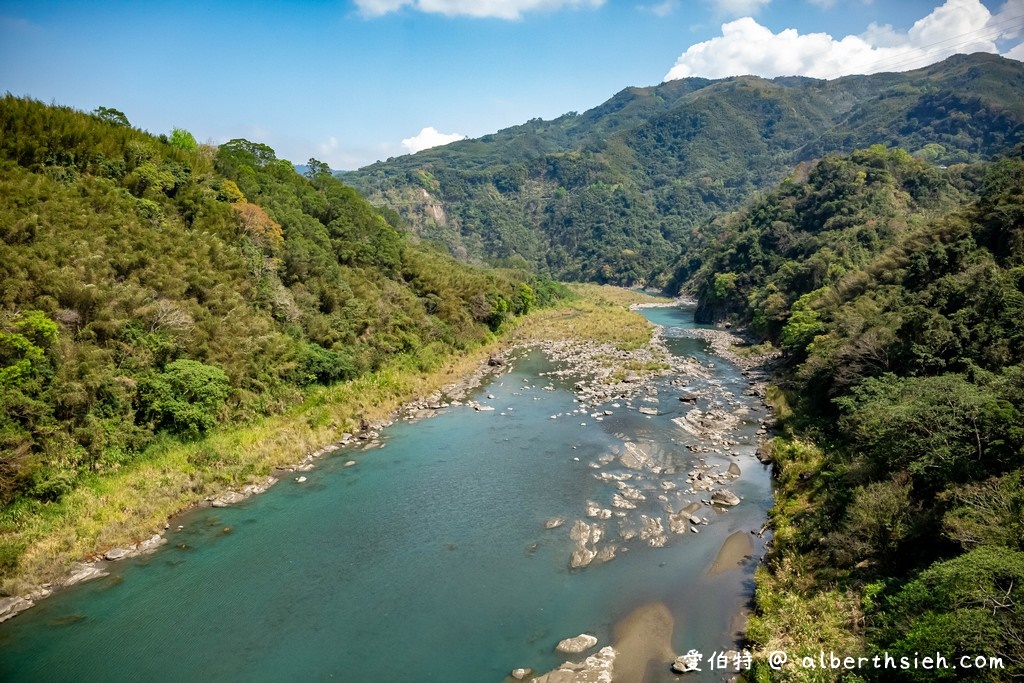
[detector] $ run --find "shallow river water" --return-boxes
[0,305,772,682]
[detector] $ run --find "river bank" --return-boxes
[496,305,778,683]
[1,296,777,683]
[0,285,668,621]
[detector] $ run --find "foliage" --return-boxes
[344,54,1024,287]
[875,547,1024,680]
[168,127,198,152]
[138,359,231,436]
[743,147,1024,681]
[0,95,563,536]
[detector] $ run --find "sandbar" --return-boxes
[707,530,754,576]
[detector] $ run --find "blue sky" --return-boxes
[1,0,1022,169]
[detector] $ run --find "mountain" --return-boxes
[342,53,1024,286]
[0,95,558,515]
[734,144,1024,681]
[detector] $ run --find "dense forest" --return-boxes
[344,53,1024,287]
[3,49,1024,681]
[0,96,563,576]
[689,145,1024,680]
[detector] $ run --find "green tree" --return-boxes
[92,106,130,127]
[879,546,1024,681]
[139,360,231,436]
[169,127,198,152]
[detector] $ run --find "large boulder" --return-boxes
[0,596,33,623]
[712,489,741,506]
[555,633,599,654]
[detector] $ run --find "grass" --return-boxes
[1,285,661,595]
[508,284,664,351]
[745,434,867,682]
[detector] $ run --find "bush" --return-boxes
[139,359,231,436]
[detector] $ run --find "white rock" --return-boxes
[556,633,599,654]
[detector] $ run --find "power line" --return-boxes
[817,13,1024,80]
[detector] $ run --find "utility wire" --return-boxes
[817,13,1024,80]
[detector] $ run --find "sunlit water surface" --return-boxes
[0,305,771,682]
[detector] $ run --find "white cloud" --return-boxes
[665,0,1023,81]
[355,0,604,19]
[401,127,467,154]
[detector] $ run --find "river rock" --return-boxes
[556,634,599,654]
[569,520,602,568]
[727,462,741,477]
[668,510,689,534]
[638,406,658,415]
[510,668,532,680]
[532,646,616,683]
[619,442,650,470]
[611,493,636,510]
[211,491,246,507]
[595,545,617,563]
[104,547,129,561]
[544,517,566,530]
[137,534,167,554]
[0,596,33,623]
[616,482,645,501]
[639,515,666,547]
[62,562,109,587]
[712,489,741,506]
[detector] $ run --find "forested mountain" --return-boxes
[343,53,1024,286]
[706,145,1024,680]
[0,96,558,522]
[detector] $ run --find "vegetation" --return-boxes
[707,146,1024,680]
[4,51,1024,679]
[344,53,1024,287]
[0,95,569,589]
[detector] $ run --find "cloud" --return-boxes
[706,0,771,17]
[401,127,467,154]
[355,0,604,20]
[664,0,1023,81]
[640,1,679,17]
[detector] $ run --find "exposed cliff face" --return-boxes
[343,53,1024,286]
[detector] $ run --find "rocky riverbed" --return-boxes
[508,306,777,683]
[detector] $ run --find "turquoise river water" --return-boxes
[0,305,772,682]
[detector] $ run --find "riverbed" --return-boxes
[0,304,772,682]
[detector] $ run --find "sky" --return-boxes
[1,0,1023,170]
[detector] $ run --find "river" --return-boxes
[0,304,772,682]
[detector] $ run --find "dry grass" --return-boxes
[508,284,663,350]
[1,285,662,595]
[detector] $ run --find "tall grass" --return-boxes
[1,285,661,595]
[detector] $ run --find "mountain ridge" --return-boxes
[342,52,1024,286]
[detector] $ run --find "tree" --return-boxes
[138,360,231,436]
[92,106,130,127]
[169,127,198,152]
[879,546,1024,681]
[305,158,332,181]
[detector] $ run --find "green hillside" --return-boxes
[701,145,1024,680]
[343,53,1024,286]
[0,96,559,533]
